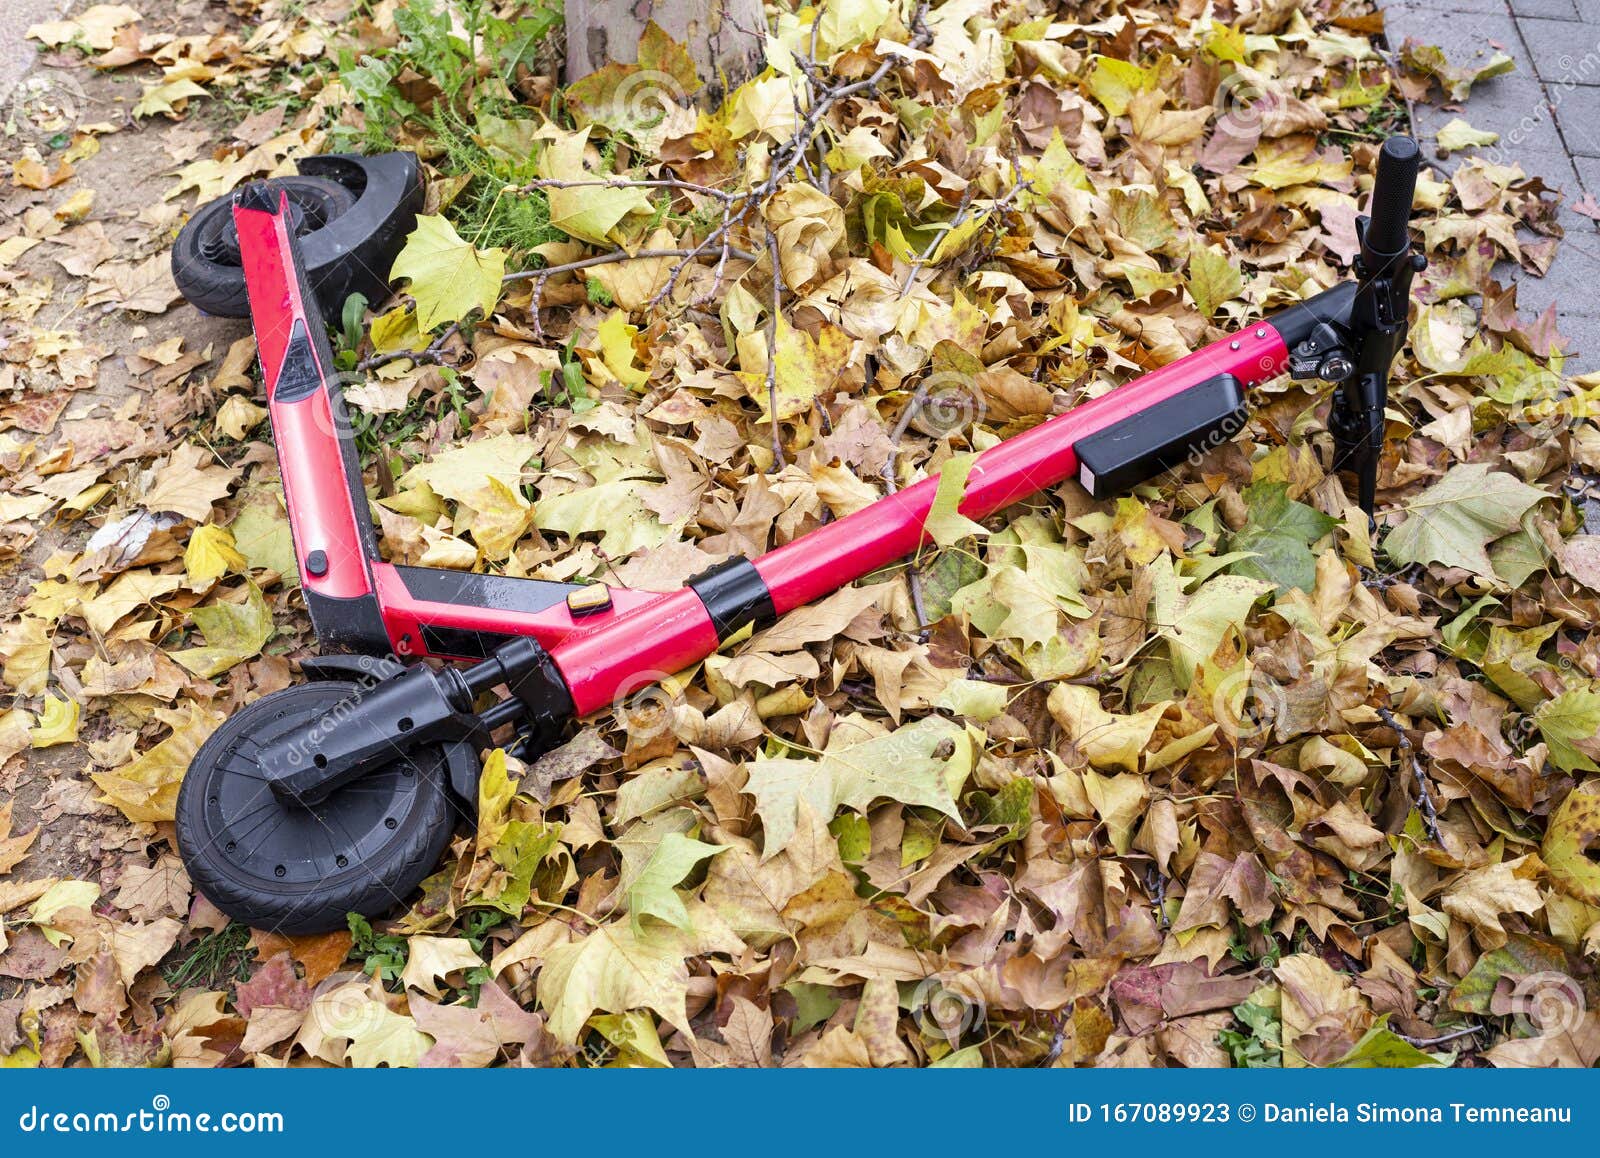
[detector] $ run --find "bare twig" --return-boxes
[1392,1024,1483,1048]
[357,320,464,372]
[1376,706,1442,842]
[900,183,977,298]
[648,5,934,310]
[502,246,758,340]
[898,177,1032,298]
[881,367,942,631]
[517,176,746,202]
[502,246,758,284]
[764,228,786,471]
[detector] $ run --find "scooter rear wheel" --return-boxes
[171,174,356,318]
[175,681,470,935]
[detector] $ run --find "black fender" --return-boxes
[172,152,423,318]
[294,153,425,314]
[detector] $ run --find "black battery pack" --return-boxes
[1074,373,1247,499]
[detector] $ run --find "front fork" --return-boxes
[1329,323,1404,517]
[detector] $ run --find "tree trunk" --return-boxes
[562,0,766,91]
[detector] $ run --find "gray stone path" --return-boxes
[1378,0,1600,368]
[1,0,67,102]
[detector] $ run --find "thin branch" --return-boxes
[502,247,758,284]
[649,5,934,310]
[503,246,758,340]
[1392,1024,1483,1048]
[1377,706,1442,843]
[764,228,786,471]
[881,374,936,631]
[898,177,1033,298]
[357,320,463,372]
[517,176,746,202]
[900,183,977,298]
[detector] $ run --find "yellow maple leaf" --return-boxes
[538,128,654,246]
[390,215,506,330]
[595,309,651,389]
[28,695,79,749]
[91,702,223,823]
[184,524,247,587]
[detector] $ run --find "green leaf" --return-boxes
[535,476,678,557]
[1480,621,1560,713]
[172,581,274,678]
[538,127,655,245]
[1449,935,1569,1013]
[627,832,727,931]
[924,454,988,547]
[229,485,298,588]
[1537,691,1600,776]
[1334,1018,1441,1068]
[1185,245,1243,317]
[1152,560,1273,687]
[1383,464,1545,577]
[1227,483,1337,593]
[480,820,563,915]
[1545,782,1600,901]
[829,813,871,863]
[785,982,843,1034]
[743,717,973,857]
[1536,692,1600,777]
[1086,55,1154,116]
[390,215,506,330]
[1435,117,1498,156]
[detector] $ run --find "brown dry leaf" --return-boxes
[0,801,39,875]
[142,443,236,520]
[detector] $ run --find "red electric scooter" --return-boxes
[173,137,1425,934]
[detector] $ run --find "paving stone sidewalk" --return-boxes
[1379,0,1600,528]
[1378,0,1600,369]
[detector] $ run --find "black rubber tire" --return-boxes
[171,175,357,318]
[175,681,460,935]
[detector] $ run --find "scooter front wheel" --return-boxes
[175,681,471,935]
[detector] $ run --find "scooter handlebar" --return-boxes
[1363,136,1421,262]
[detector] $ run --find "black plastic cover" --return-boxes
[688,557,777,641]
[1075,374,1247,499]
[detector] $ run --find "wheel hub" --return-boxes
[192,182,328,267]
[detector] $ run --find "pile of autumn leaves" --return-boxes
[4,0,1600,1067]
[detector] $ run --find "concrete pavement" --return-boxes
[1379,0,1600,369]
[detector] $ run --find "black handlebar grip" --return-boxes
[1365,136,1421,259]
